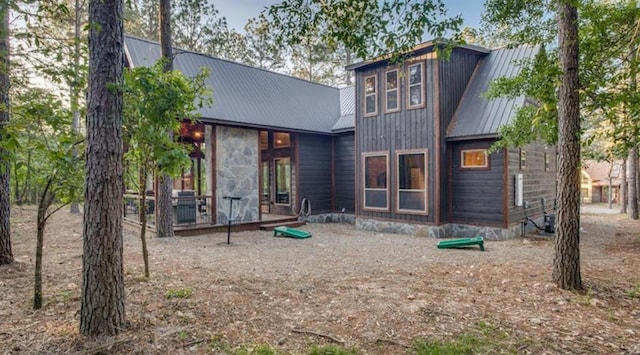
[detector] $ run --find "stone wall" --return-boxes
[216,126,259,223]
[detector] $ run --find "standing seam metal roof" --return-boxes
[446,45,539,139]
[124,35,343,134]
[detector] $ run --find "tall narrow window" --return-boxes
[407,62,424,108]
[461,149,488,169]
[520,149,527,170]
[275,158,291,205]
[260,131,268,150]
[363,153,388,210]
[385,69,400,112]
[364,74,377,116]
[397,151,427,213]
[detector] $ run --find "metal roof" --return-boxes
[332,86,355,132]
[446,45,539,140]
[124,35,344,134]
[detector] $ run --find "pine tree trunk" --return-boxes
[139,168,149,278]
[629,144,638,219]
[80,0,126,336]
[621,159,627,214]
[156,0,174,238]
[0,0,13,266]
[33,195,48,310]
[552,2,582,291]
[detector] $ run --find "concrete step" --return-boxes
[259,220,306,231]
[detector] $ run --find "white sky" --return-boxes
[214,0,485,32]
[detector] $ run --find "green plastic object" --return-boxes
[273,226,312,239]
[437,237,484,251]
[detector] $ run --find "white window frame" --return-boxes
[460,149,489,169]
[364,74,378,117]
[396,150,428,214]
[384,69,400,113]
[362,152,389,211]
[406,62,424,109]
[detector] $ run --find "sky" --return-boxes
[214,0,485,33]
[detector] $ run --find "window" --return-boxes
[363,153,388,210]
[385,69,400,112]
[274,132,290,148]
[364,74,378,116]
[407,62,424,108]
[274,158,291,205]
[544,152,550,171]
[461,149,488,169]
[520,149,527,170]
[397,151,427,213]
[260,131,268,150]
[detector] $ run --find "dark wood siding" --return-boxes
[450,140,505,226]
[334,132,355,213]
[438,50,483,222]
[355,58,438,224]
[507,142,557,226]
[298,133,333,213]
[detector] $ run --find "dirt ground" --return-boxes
[1,205,639,354]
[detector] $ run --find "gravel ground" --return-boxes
[2,206,640,354]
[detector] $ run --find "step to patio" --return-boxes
[259,220,306,231]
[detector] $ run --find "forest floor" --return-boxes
[1,205,640,354]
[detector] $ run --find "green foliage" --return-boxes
[234,344,279,355]
[308,344,357,355]
[165,288,193,299]
[415,321,515,355]
[267,0,463,60]
[123,59,211,179]
[4,87,84,208]
[626,284,640,298]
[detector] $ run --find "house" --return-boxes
[581,160,622,204]
[346,42,557,239]
[124,35,355,230]
[124,36,556,239]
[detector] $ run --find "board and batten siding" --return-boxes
[437,50,483,222]
[297,133,333,213]
[450,140,505,226]
[506,142,557,226]
[355,59,438,224]
[334,132,355,213]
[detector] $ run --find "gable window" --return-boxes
[364,74,378,116]
[385,69,400,112]
[363,153,388,210]
[397,151,427,213]
[275,157,291,205]
[461,149,488,169]
[407,62,424,108]
[274,132,290,148]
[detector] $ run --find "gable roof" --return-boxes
[446,45,539,140]
[583,160,623,187]
[332,86,355,132]
[124,35,344,134]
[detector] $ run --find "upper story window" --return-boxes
[520,149,527,170]
[260,131,268,151]
[364,74,378,116]
[385,69,400,113]
[274,132,290,148]
[407,62,424,108]
[461,149,488,169]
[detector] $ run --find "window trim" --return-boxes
[406,62,425,109]
[362,151,390,212]
[363,74,378,117]
[395,149,428,215]
[384,68,401,113]
[460,149,490,169]
[274,157,291,206]
[520,149,527,170]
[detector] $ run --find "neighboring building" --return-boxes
[124,36,556,239]
[581,160,622,204]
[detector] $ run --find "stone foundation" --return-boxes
[303,215,542,240]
